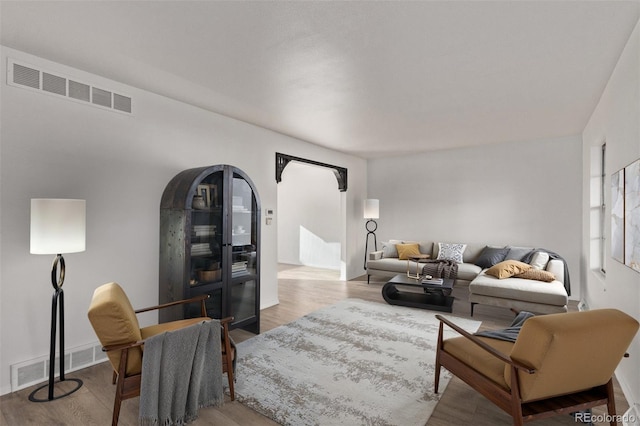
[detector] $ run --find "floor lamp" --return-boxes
[364,199,379,270]
[29,199,86,402]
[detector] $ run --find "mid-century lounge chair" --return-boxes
[88,282,235,426]
[434,309,638,426]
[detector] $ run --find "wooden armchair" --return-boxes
[435,309,638,426]
[87,282,235,426]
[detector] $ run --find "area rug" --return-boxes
[232,298,481,426]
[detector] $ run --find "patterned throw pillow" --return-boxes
[436,243,467,263]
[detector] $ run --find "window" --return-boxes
[589,143,606,274]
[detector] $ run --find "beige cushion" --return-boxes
[485,260,532,279]
[87,282,143,376]
[397,243,421,260]
[507,309,639,402]
[469,271,568,306]
[442,336,513,390]
[515,268,555,282]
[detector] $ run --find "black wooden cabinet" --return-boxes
[159,165,260,334]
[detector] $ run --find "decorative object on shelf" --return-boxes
[192,194,206,210]
[363,199,379,269]
[28,198,86,402]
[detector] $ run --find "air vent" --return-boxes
[7,58,132,115]
[92,87,112,108]
[114,93,132,113]
[69,80,90,102]
[43,72,66,96]
[13,63,39,89]
[11,341,107,391]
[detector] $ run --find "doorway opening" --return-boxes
[277,161,345,281]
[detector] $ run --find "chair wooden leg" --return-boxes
[221,321,235,401]
[112,370,117,385]
[434,322,443,393]
[111,348,130,426]
[605,378,617,426]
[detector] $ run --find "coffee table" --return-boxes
[382,273,454,312]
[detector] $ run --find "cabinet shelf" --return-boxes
[159,164,261,334]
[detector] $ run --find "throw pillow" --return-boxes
[475,246,509,269]
[436,243,466,263]
[485,260,532,279]
[397,243,421,260]
[529,251,550,270]
[381,240,403,258]
[504,246,533,261]
[515,269,556,282]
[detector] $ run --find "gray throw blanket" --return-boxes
[139,319,224,425]
[475,311,535,342]
[521,248,571,296]
[421,259,458,280]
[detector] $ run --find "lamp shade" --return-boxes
[30,199,86,254]
[364,199,379,219]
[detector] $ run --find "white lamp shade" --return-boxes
[364,199,379,219]
[30,199,86,254]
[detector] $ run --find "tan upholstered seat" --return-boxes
[435,309,638,426]
[88,282,235,426]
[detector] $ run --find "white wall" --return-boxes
[277,162,342,270]
[582,17,640,410]
[368,135,583,299]
[0,46,367,395]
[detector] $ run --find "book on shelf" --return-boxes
[191,243,212,256]
[422,277,444,285]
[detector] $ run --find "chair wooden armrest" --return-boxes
[102,340,146,353]
[134,293,209,316]
[435,314,534,374]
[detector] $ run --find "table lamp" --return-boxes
[364,199,379,270]
[29,199,85,402]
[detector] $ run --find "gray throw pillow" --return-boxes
[505,246,533,261]
[475,246,509,269]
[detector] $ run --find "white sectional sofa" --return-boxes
[366,241,569,315]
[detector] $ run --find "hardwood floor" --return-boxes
[0,266,629,425]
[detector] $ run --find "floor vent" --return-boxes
[7,58,133,115]
[10,341,107,392]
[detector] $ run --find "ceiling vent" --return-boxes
[7,58,132,115]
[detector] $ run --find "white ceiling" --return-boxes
[2,1,640,158]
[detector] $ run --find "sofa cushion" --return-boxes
[475,246,509,269]
[397,243,421,260]
[515,269,555,282]
[381,240,402,258]
[436,242,466,263]
[529,251,550,270]
[457,262,483,281]
[469,271,568,306]
[504,246,533,261]
[485,260,532,279]
[366,258,409,274]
